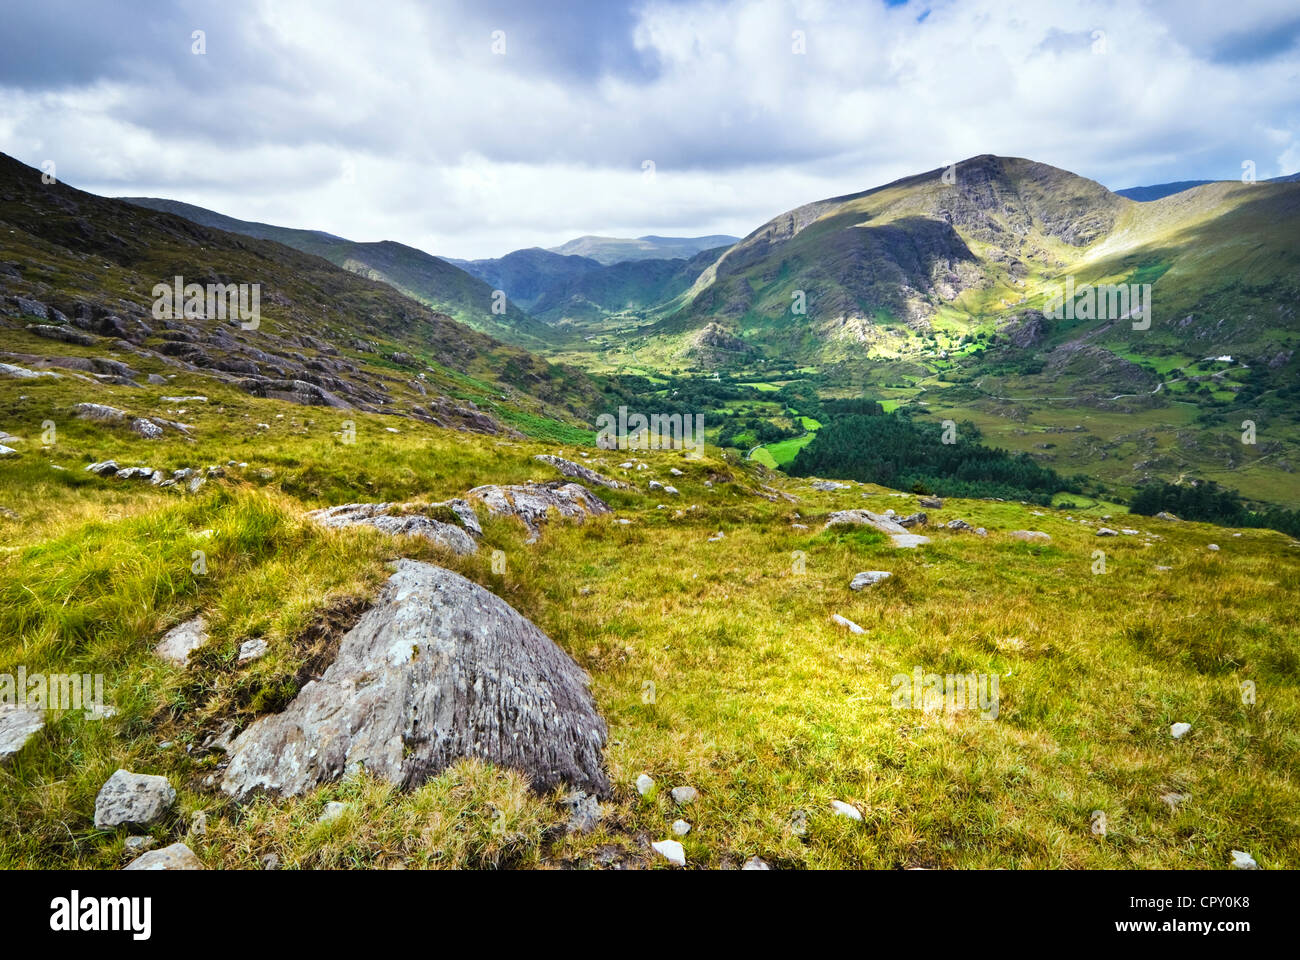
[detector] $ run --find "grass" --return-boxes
[2,377,1298,870]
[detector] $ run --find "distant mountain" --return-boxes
[547,234,738,265]
[121,197,555,349]
[452,245,728,325]
[1115,180,1216,202]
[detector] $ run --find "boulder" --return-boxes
[918,496,944,509]
[0,362,59,380]
[532,455,623,489]
[93,770,177,830]
[84,460,119,476]
[306,502,477,556]
[221,560,610,800]
[466,482,611,539]
[850,571,892,590]
[824,510,906,535]
[811,480,850,492]
[123,842,204,871]
[73,403,127,422]
[27,324,95,346]
[130,418,164,440]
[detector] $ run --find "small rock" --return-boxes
[1230,850,1259,870]
[850,571,892,590]
[155,616,207,667]
[85,460,119,476]
[831,614,865,634]
[130,418,163,440]
[123,842,204,871]
[187,475,206,494]
[262,853,280,870]
[672,818,691,836]
[651,839,686,866]
[636,773,655,796]
[1208,544,1220,551]
[0,707,45,764]
[741,855,771,870]
[94,770,177,830]
[73,402,127,422]
[1096,528,1118,537]
[670,785,698,805]
[237,637,268,663]
[1159,792,1187,811]
[123,836,157,855]
[1170,722,1191,739]
[189,810,208,836]
[1008,530,1051,543]
[918,496,943,508]
[669,468,683,476]
[563,790,602,834]
[318,801,347,823]
[830,800,862,820]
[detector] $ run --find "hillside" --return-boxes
[0,153,607,438]
[548,234,739,265]
[121,197,556,350]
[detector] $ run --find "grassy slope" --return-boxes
[2,367,1297,870]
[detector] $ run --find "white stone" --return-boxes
[830,800,862,820]
[742,855,771,870]
[1170,722,1192,739]
[0,707,45,764]
[672,819,691,836]
[155,617,207,667]
[831,614,865,634]
[635,773,655,795]
[238,638,268,663]
[651,839,686,866]
[850,571,892,590]
[670,785,698,805]
[1230,850,1259,870]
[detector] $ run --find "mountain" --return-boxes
[547,234,738,265]
[0,152,607,435]
[451,245,728,325]
[120,197,555,350]
[1115,180,1217,202]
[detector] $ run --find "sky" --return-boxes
[1,0,1298,259]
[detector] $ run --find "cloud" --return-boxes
[1,0,1297,257]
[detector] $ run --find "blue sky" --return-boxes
[1,0,1297,257]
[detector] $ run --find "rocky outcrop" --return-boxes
[532,455,624,489]
[221,560,609,800]
[466,481,611,539]
[235,377,351,409]
[306,502,478,555]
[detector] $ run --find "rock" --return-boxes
[0,362,60,380]
[13,296,49,318]
[155,617,207,667]
[670,785,698,805]
[636,774,656,796]
[672,819,691,836]
[466,482,611,540]
[0,444,15,457]
[824,510,906,535]
[123,836,157,855]
[1096,528,1118,536]
[742,855,771,870]
[850,571,892,590]
[811,480,850,492]
[531,455,623,489]
[946,518,973,531]
[189,810,208,836]
[830,800,862,820]
[114,466,156,480]
[123,843,204,871]
[648,479,663,491]
[918,497,943,509]
[563,790,602,834]
[1208,544,1220,552]
[1159,792,1187,811]
[1155,512,1180,521]
[27,323,95,346]
[1008,530,1051,543]
[0,707,45,764]
[130,418,164,440]
[73,402,127,422]
[1230,850,1259,870]
[891,533,930,549]
[651,839,686,866]
[669,468,684,476]
[1121,528,1139,535]
[789,810,809,837]
[306,502,477,556]
[975,527,988,536]
[262,853,280,870]
[94,770,177,830]
[1170,722,1191,739]
[187,475,206,493]
[238,638,268,663]
[831,614,866,634]
[897,512,928,528]
[663,485,679,496]
[221,560,610,800]
[318,801,347,823]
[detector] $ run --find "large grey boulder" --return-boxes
[123,842,205,870]
[532,455,624,489]
[221,560,609,800]
[466,481,611,539]
[0,707,45,764]
[94,770,177,830]
[306,502,477,555]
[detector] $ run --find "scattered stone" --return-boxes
[155,617,207,667]
[0,362,59,380]
[1230,850,1259,870]
[123,842,204,871]
[663,485,679,495]
[1208,544,1220,551]
[318,801,347,823]
[94,770,177,830]
[1155,512,1180,521]
[123,836,157,855]
[1171,722,1192,739]
[891,533,930,549]
[189,810,208,836]
[707,532,724,542]
[636,774,656,796]
[130,418,164,439]
[648,479,663,491]
[187,475,206,494]
[918,496,943,509]
[669,468,684,476]
[306,502,477,556]
[789,809,809,837]
[1008,530,1051,543]
[1096,528,1118,537]
[1159,792,1187,811]
[531,454,624,489]
[897,512,928,528]
[0,444,15,457]
[850,571,892,590]
[262,853,280,870]
[811,480,850,492]
[0,707,45,764]
[670,785,698,805]
[238,638,269,663]
[651,839,686,867]
[975,527,988,536]
[85,460,119,476]
[672,819,691,836]
[73,402,127,422]
[221,561,610,800]
[830,800,862,820]
[831,613,866,634]
[742,855,771,870]
[1121,528,1139,535]
[563,790,602,834]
